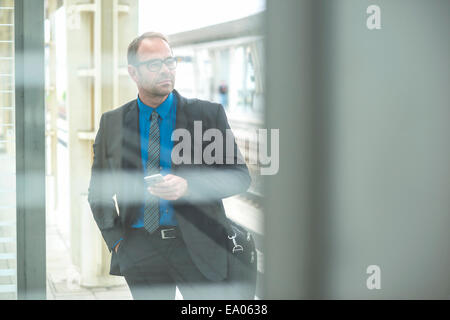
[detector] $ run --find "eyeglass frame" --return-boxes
[133,56,178,72]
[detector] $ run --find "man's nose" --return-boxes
[160,62,171,73]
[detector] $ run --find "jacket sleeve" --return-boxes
[87,114,123,251]
[175,104,252,203]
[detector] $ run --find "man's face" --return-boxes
[129,38,176,97]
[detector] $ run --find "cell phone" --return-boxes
[144,173,164,187]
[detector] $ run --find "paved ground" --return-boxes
[46,223,133,300]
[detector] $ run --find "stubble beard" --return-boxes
[143,77,175,98]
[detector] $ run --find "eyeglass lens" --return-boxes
[148,58,177,71]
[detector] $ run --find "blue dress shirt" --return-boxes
[132,92,178,228]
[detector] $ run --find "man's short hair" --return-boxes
[127,32,171,66]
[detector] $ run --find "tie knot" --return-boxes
[151,111,159,121]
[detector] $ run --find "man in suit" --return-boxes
[87,32,251,299]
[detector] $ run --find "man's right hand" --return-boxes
[114,241,121,253]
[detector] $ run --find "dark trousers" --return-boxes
[117,227,233,300]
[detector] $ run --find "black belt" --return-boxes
[129,226,179,239]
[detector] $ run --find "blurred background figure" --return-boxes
[218,81,228,109]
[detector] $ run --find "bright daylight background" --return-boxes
[139,0,265,34]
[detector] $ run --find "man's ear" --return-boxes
[128,65,139,83]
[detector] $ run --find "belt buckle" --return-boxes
[161,228,176,239]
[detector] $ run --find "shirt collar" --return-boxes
[137,91,173,120]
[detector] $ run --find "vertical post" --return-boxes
[15,0,46,300]
[94,0,102,129]
[263,0,316,299]
[47,0,59,212]
[264,0,450,299]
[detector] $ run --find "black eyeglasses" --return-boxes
[134,57,178,72]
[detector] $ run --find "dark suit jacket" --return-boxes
[87,90,251,281]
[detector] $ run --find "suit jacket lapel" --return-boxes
[122,100,142,171]
[172,89,192,170]
[174,89,188,133]
[118,100,145,225]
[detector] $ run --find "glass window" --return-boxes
[0,1,16,300]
